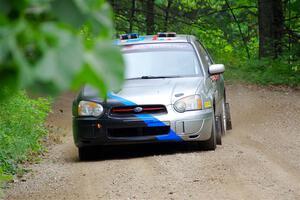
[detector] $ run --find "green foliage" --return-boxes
[223,57,300,87]
[290,0,300,12]
[0,0,124,99]
[0,89,51,192]
[0,89,51,177]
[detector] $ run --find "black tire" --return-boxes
[225,103,232,130]
[215,116,222,145]
[198,113,217,151]
[78,147,95,161]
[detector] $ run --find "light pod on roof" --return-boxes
[157,32,176,37]
[120,33,139,40]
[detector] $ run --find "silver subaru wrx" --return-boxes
[72,33,232,160]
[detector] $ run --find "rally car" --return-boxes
[72,32,232,160]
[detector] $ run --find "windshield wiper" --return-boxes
[127,75,181,80]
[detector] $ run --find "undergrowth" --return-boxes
[216,53,300,87]
[0,89,51,194]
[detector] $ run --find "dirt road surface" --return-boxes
[4,84,300,200]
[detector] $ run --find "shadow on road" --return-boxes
[74,142,211,162]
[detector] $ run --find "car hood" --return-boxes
[109,77,204,105]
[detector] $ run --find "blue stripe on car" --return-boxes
[107,92,182,141]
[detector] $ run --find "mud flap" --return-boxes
[225,103,232,130]
[215,116,222,145]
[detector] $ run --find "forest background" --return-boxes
[0,0,299,194]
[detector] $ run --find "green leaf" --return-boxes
[0,0,124,100]
[51,0,86,29]
[72,64,108,96]
[72,41,124,96]
[0,26,11,64]
[34,23,84,93]
[90,41,124,91]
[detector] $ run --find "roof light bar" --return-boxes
[120,33,139,40]
[129,33,139,39]
[120,34,129,40]
[157,32,176,37]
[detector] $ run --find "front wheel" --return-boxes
[78,147,96,161]
[198,113,217,150]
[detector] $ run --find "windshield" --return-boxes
[122,43,202,79]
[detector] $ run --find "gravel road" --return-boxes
[4,84,300,200]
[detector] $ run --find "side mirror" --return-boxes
[208,64,225,75]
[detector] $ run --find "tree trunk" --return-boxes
[146,0,155,34]
[258,0,284,58]
[129,0,135,33]
[164,0,173,31]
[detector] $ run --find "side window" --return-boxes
[195,41,211,73]
[203,48,214,66]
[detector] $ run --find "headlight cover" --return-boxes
[173,95,203,113]
[78,101,104,117]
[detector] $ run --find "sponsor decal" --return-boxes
[204,100,212,109]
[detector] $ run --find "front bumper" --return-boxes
[73,106,213,148]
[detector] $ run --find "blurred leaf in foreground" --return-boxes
[0,0,124,98]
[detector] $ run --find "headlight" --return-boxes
[174,95,203,113]
[78,101,104,117]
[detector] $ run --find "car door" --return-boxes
[202,45,225,104]
[195,41,223,114]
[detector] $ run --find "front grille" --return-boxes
[110,105,167,115]
[107,126,170,137]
